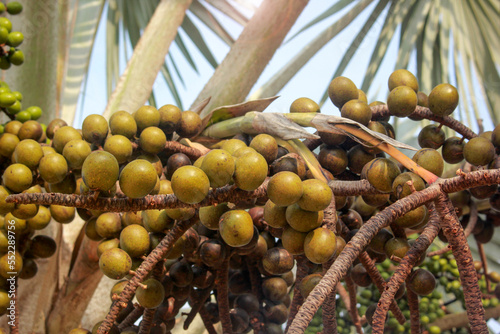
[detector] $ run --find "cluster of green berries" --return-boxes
[0,2,24,69]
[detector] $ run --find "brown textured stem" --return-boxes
[345,275,363,334]
[358,252,405,325]
[329,179,382,196]
[131,140,204,160]
[285,255,308,333]
[97,217,198,334]
[287,186,440,334]
[322,197,338,334]
[371,204,441,334]
[7,178,268,211]
[406,275,421,334]
[476,240,491,293]
[434,193,488,333]
[216,249,232,334]
[247,259,263,301]
[118,304,144,331]
[199,304,218,334]
[184,283,215,330]
[137,308,155,334]
[371,105,478,139]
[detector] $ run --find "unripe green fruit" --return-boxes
[119,159,157,198]
[6,31,23,47]
[8,49,23,66]
[104,135,132,164]
[285,204,323,232]
[341,99,372,126]
[412,148,444,177]
[99,248,132,280]
[62,139,91,169]
[388,69,419,92]
[6,2,22,15]
[136,278,165,309]
[0,92,16,107]
[171,166,209,204]
[263,200,287,228]
[199,203,229,230]
[82,151,119,191]
[200,149,235,188]
[267,171,303,207]
[13,139,43,170]
[219,210,254,247]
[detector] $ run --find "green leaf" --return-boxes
[60,0,106,124]
[361,0,416,92]
[174,33,199,73]
[250,0,374,100]
[189,0,234,45]
[207,96,279,125]
[418,0,440,94]
[160,64,184,110]
[106,0,121,100]
[180,14,218,69]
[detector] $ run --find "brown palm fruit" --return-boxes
[27,205,51,230]
[328,76,359,109]
[82,151,119,191]
[177,110,201,138]
[158,104,181,133]
[442,136,465,164]
[82,114,108,145]
[171,166,209,204]
[347,145,375,175]
[249,134,278,164]
[388,69,419,92]
[290,97,320,113]
[233,152,268,191]
[263,200,287,228]
[229,271,252,294]
[234,293,259,314]
[392,172,425,199]
[120,224,150,258]
[412,148,444,177]
[219,210,254,247]
[474,221,494,244]
[109,110,137,139]
[319,130,346,146]
[139,126,166,155]
[341,99,372,126]
[463,137,495,166]
[136,278,165,308]
[0,133,19,158]
[299,273,322,299]
[50,204,76,224]
[395,205,427,229]
[387,85,417,117]
[13,139,43,169]
[418,124,446,149]
[103,135,132,164]
[351,263,372,287]
[200,149,235,188]
[262,277,288,302]
[2,163,32,192]
[262,248,294,275]
[281,226,307,255]
[267,171,303,207]
[99,248,132,280]
[199,203,229,230]
[29,235,57,258]
[119,159,157,198]
[408,268,436,296]
[134,105,160,132]
[165,152,191,179]
[45,118,67,139]
[95,212,122,238]
[417,91,429,107]
[18,120,43,141]
[384,237,410,259]
[368,228,393,254]
[363,158,401,193]
[19,258,38,279]
[318,146,348,175]
[428,83,459,116]
[169,261,194,287]
[362,193,389,207]
[298,179,333,211]
[304,228,337,264]
[200,239,226,267]
[62,139,91,169]
[285,204,323,232]
[221,139,247,155]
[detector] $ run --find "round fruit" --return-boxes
[412,148,444,177]
[2,163,32,193]
[328,76,359,109]
[82,114,109,145]
[392,172,425,199]
[364,158,401,193]
[171,166,209,204]
[177,110,201,138]
[103,135,132,164]
[442,136,465,164]
[200,149,235,188]
[262,248,294,275]
[139,126,166,155]
[99,248,132,280]
[408,268,436,296]
[134,105,160,132]
[136,278,165,308]
[388,69,419,92]
[120,224,150,258]
[285,204,322,232]
[281,226,307,255]
[418,124,445,149]
[30,235,57,258]
[219,210,254,247]
[263,200,287,228]
[62,139,91,169]
[6,2,22,14]
[249,134,278,163]
[262,277,288,302]
[199,203,229,230]
[463,137,495,166]
[119,160,157,198]
[52,126,82,153]
[109,110,137,139]
[82,151,119,191]
[387,86,417,117]
[428,83,459,117]
[318,146,348,176]
[290,97,320,113]
[303,228,337,264]
[395,205,427,229]
[298,179,332,211]
[233,152,268,191]
[158,104,181,133]
[341,99,372,126]
[267,172,303,207]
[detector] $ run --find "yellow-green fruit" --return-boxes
[463,137,495,166]
[263,200,287,228]
[26,206,51,230]
[221,139,247,155]
[0,289,10,314]
[388,69,419,92]
[199,203,229,230]
[0,251,22,278]
[286,204,323,232]
[158,104,181,134]
[387,86,417,117]
[136,278,165,309]
[109,110,137,139]
[219,210,254,247]
[303,228,337,264]
[52,126,82,153]
[97,239,120,258]
[50,204,76,224]
[120,224,150,258]
[281,226,307,255]
[3,163,32,193]
[412,148,443,177]
[142,209,172,233]
[11,202,38,219]
[62,139,91,169]
[82,114,109,144]
[200,149,235,188]
[134,105,160,132]
[103,135,132,164]
[0,186,14,215]
[290,97,320,113]
[139,126,167,155]
[233,152,268,191]
[119,159,157,198]
[99,248,132,280]
[392,172,425,199]
[4,213,26,236]
[395,205,427,229]
[341,99,372,126]
[68,329,91,334]
[249,134,278,164]
[82,151,119,191]
[13,139,43,169]
[358,89,368,103]
[428,83,459,117]
[0,133,19,157]
[328,76,359,109]
[171,166,209,204]
[177,110,202,138]
[384,237,410,259]
[39,153,68,184]
[267,171,303,207]
[364,158,401,193]
[298,179,332,211]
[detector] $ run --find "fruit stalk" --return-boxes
[117,304,144,331]
[215,250,232,334]
[345,274,363,334]
[406,275,421,334]
[285,255,307,333]
[198,304,218,334]
[476,240,491,293]
[322,198,338,334]
[137,308,155,334]
[434,193,488,333]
